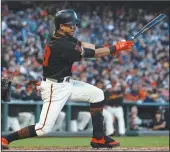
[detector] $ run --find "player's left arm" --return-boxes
[81,40,134,58]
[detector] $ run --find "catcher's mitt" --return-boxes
[1,78,12,102]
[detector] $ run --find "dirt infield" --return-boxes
[3,147,169,151]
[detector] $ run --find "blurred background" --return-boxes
[1,1,169,136]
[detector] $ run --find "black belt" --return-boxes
[43,77,70,83]
[108,104,121,107]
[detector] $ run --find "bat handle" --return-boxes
[127,36,135,41]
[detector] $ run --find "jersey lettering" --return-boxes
[43,44,51,67]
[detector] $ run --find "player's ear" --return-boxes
[60,24,65,31]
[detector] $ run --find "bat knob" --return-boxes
[127,36,134,41]
[131,36,134,40]
[130,36,134,41]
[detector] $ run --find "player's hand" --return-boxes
[115,40,134,52]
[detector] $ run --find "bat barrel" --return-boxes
[128,13,166,41]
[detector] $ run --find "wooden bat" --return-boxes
[128,13,167,41]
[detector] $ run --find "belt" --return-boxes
[43,76,70,83]
[111,105,121,107]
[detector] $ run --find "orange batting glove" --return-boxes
[112,40,134,56]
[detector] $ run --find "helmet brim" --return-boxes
[65,19,82,25]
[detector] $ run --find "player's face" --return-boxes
[61,24,77,36]
[155,113,161,120]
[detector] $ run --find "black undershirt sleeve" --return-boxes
[83,45,116,58]
[83,48,95,58]
[109,45,116,55]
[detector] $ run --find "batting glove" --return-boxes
[115,40,134,53]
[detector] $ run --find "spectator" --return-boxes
[159,85,169,103]
[124,83,147,103]
[129,106,142,130]
[144,87,160,103]
[11,84,22,99]
[151,110,166,130]
[21,83,41,101]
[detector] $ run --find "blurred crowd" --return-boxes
[1,2,169,133]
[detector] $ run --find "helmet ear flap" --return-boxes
[55,24,60,30]
[54,21,60,31]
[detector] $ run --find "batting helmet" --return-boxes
[54,9,82,29]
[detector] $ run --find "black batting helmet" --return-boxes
[54,9,82,29]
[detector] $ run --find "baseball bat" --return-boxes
[128,13,167,41]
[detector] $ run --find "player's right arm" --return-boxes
[81,40,134,58]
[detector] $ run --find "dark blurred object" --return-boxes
[1,3,8,16]
[164,108,169,130]
[1,77,12,102]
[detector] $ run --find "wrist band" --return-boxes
[109,45,116,55]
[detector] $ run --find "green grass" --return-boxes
[9,136,169,148]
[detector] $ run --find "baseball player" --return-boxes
[2,9,134,149]
[104,83,126,136]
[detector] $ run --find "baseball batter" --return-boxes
[2,9,134,149]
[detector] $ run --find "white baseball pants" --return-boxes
[7,112,35,132]
[69,111,91,132]
[52,111,66,131]
[104,106,126,135]
[35,78,104,136]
